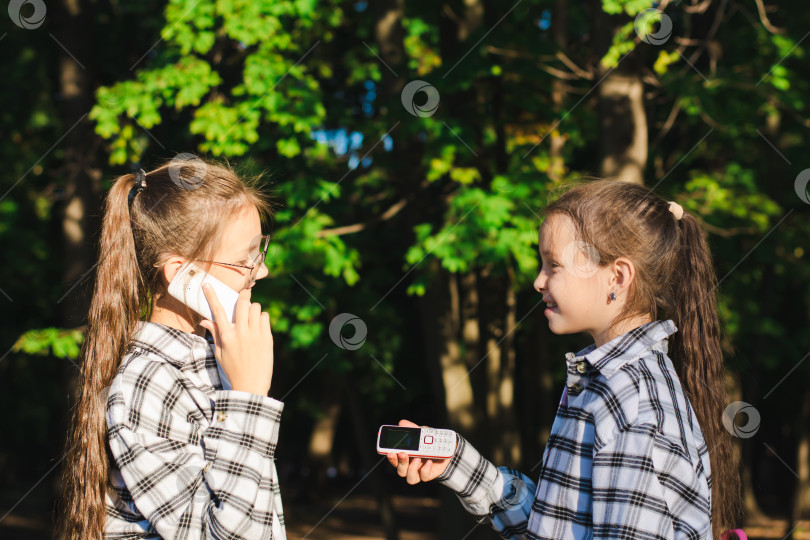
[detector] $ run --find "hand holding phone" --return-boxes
[384,420,456,485]
[198,285,274,396]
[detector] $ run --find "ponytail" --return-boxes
[670,213,742,534]
[60,174,145,540]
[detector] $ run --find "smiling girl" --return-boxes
[60,158,285,539]
[389,179,741,539]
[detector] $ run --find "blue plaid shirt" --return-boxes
[437,320,713,539]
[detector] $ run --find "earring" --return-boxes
[609,292,616,301]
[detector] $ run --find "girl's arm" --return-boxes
[106,357,285,539]
[436,436,535,539]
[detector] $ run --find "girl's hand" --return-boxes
[199,284,274,396]
[386,420,452,484]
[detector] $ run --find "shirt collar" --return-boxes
[130,321,212,369]
[566,319,677,381]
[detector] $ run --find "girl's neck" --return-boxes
[591,313,653,348]
[149,294,206,337]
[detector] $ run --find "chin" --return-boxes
[546,318,579,337]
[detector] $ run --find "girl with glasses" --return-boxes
[60,157,284,539]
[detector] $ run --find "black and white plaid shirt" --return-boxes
[438,320,713,539]
[104,321,286,539]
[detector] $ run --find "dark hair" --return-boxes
[544,179,742,537]
[59,157,272,540]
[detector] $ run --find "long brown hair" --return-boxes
[544,179,741,536]
[59,157,272,540]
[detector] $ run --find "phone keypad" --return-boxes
[419,428,456,456]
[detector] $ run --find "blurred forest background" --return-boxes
[1,0,809,538]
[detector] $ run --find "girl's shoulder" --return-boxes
[587,349,702,453]
[107,322,217,422]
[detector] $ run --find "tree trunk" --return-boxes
[498,267,520,466]
[728,371,765,522]
[431,272,476,432]
[548,0,569,183]
[418,268,488,539]
[792,385,810,524]
[54,0,102,328]
[305,397,342,498]
[592,1,647,185]
[345,384,398,540]
[460,271,488,452]
[480,268,521,467]
[52,2,102,535]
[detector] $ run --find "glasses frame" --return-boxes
[195,234,271,287]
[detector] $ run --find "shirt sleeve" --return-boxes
[106,358,285,539]
[437,435,536,539]
[591,425,711,540]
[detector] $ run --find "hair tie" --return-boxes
[127,169,147,209]
[668,201,684,220]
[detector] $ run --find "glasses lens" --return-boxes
[247,235,269,286]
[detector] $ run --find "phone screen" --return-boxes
[380,427,420,450]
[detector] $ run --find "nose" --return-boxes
[256,262,269,281]
[533,270,546,293]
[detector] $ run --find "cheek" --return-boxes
[210,267,247,292]
[550,272,592,305]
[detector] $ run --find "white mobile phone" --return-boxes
[376,425,457,459]
[167,262,239,323]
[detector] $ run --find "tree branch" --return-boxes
[316,198,408,237]
[753,0,784,34]
[554,51,592,79]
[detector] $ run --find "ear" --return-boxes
[157,255,186,287]
[611,256,637,296]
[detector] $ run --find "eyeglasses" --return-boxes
[196,234,271,288]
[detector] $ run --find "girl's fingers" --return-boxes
[202,284,228,324]
[199,319,219,344]
[249,301,261,328]
[395,452,409,478]
[261,312,272,345]
[234,289,251,325]
[199,318,213,334]
[406,457,422,485]
[199,319,221,360]
[260,311,271,335]
[420,459,434,481]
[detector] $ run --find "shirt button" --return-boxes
[569,383,583,392]
[216,411,227,422]
[204,462,211,472]
[576,362,588,374]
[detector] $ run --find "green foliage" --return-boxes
[5,0,810,504]
[683,164,782,232]
[14,328,84,360]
